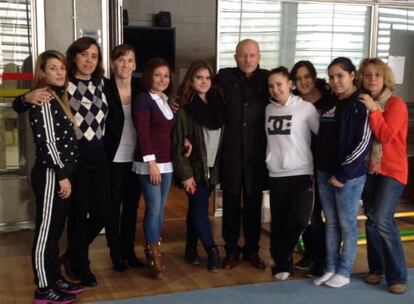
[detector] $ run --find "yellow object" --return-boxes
[0,89,29,97]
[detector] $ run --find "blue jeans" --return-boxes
[362,174,407,285]
[317,170,366,278]
[138,173,172,244]
[186,184,215,249]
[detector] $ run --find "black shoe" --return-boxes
[112,257,128,272]
[243,252,266,269]
[207,246,221,273]
[124,251,146,268]
[185,243,201,265]
[110,246,128,272]
[81,267,97,287]
[110,250,128,272]
[308,262,325,277]
[71,266,97,287]
[294,256,312,271]
[33,288,75,304]
[54,279,83,295]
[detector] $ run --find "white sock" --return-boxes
[313,272,335,286]
[274,272,290,280]
[325,274,350,288]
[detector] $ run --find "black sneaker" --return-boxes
[33,288,75,304]
[294,256,312,271]
[54,279,83,295]
[79,268,97,287]
[70,266,97,287]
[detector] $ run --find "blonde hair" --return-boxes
[357,57,395,92]
[33,50,75,126]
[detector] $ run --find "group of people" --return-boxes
[264,49,408,293]
[14,36,408,304]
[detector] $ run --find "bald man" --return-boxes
[217,39,269,270]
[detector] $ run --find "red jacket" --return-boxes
[369,95,408,184]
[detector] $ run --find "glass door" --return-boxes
[0,0,36,231]
[0,0,33,175]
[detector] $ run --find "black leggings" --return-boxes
[269,175,314,273]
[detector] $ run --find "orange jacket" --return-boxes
[369,96,408,185]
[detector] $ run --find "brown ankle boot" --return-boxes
[144,244,163,279]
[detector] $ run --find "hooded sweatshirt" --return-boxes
[265,94,320,177]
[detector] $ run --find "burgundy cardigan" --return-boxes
[132,91,175,163]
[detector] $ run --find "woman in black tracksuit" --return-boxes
[20,50,82,303]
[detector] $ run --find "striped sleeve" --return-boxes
[29,102,67,180]
[335,106,372,183]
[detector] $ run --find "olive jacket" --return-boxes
[172,91,225,187]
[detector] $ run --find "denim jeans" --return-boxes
[317,170,366,278]
[138,173,172,244]
[362,173,407,285]
[186,183,215,250]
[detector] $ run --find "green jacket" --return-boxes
[172,107,222,187]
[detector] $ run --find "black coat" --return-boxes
[103,76,143,162]
[216,67,269,194]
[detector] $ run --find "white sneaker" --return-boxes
[325,274,350,288]
[313,272,335,286]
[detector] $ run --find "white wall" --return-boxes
[124,0,217,71]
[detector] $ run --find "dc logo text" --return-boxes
[267,115,292,135]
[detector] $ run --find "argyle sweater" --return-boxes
[67,76,108,148]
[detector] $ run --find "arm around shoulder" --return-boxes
[13,94,30,113]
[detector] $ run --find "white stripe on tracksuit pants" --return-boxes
[32,165,70,288]
[34,168,55,287]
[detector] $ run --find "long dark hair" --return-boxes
[177,60,215,106]
[66,37,104,85]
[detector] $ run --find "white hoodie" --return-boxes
[265,94,320,177]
